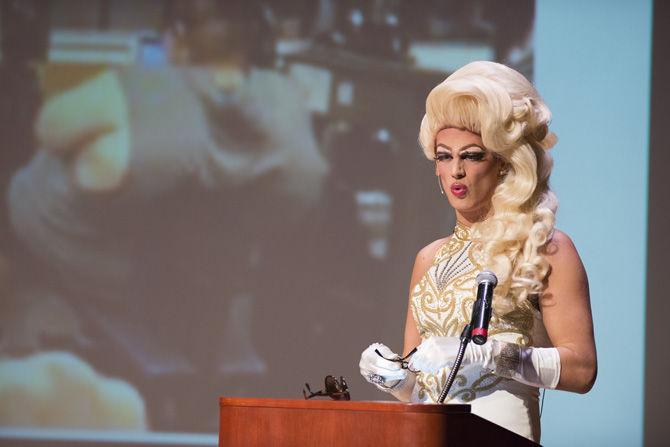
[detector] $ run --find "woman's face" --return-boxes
[434,127,504,225]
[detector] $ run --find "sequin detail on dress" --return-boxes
[409,222,536,403]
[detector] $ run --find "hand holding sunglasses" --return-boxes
[359,343,418,401]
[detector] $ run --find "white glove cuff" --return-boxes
[492,341,561,389]
[388,371,416,402]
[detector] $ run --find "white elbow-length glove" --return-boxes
[408,336,561,389]
[359,343,416,402]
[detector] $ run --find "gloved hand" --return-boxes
[359,343,415,401]
[408,336,561,390]
[406,337,464,372]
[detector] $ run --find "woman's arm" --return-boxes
[359,237,446,401]
[540,230,597,393]
[403,238,446,356]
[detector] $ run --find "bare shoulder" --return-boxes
[543,229,582,268]
[409,236,448,289]
[541,228,589,303]
[416,237,448,264]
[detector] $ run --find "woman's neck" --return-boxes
[455,208,492,227]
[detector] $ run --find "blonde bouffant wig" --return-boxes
[419,61,557,315]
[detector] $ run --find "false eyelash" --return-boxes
[459,151,486,161]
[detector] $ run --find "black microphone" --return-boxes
[470,270,498,345]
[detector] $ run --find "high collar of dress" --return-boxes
[453,221,472,241]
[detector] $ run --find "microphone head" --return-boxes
[476,270,498,287]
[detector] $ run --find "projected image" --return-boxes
[0,0,535,434]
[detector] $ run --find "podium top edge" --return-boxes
[219,397,471,414]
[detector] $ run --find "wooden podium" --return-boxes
[219,397,538,446]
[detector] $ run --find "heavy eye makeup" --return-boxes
[433,150,487,162]
[460,151,486,162]
[433,152,452,162]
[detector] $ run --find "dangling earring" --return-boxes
[437,176,446,195]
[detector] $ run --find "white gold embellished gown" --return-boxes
[409,223,552,442]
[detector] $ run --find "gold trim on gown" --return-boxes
[409,223,552,442]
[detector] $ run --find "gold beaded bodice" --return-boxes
[409,223,544,403]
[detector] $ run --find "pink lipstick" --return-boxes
[450,183,468,198]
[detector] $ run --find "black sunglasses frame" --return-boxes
[374,347,419,373]
[303,375,351,401]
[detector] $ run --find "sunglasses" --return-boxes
[303,375,350,401]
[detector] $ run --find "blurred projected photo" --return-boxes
[0,0,535,433]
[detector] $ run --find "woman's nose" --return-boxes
[451,159,465,178]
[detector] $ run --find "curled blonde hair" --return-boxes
[419,61,557,314]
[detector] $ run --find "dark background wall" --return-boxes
[645,0,669,445]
